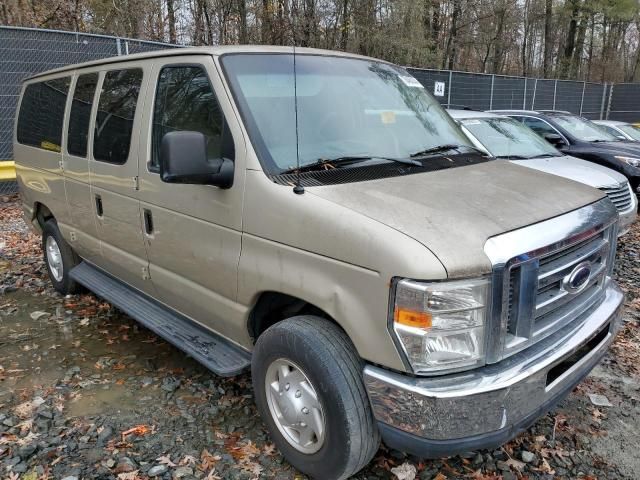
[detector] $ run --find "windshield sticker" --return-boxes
[380,111,396,124]
[462,120,482,125]
[399,75,424,88]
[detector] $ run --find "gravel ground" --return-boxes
[1,194,639,480]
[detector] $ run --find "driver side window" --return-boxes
[151,65,224,171]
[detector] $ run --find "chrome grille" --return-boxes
[503,225,615,356]
[600,183,633,212]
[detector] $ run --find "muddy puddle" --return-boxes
[0,290,186,415]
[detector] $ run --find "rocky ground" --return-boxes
[1,194,639,480]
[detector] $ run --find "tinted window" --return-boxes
[67,73,99,157]
[151,66,224,170]
[521,117,558,137]
[17,77,71,151]
[93,69,143,164]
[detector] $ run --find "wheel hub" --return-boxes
[265,358,326,454]
[45,236,63,282]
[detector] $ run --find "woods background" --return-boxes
[2,0,640,83]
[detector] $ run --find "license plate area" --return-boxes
[545,323,610,388]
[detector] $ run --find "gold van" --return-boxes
[14,46,623,479]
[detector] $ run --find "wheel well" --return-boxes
[34,202,54,229]
[248,292,335,342]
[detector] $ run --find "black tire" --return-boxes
[42,219,81,295]
[252,315,380,480]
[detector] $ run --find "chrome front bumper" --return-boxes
[364,280,623,457]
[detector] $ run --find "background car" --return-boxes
[491,109,640,195]
[449,109,637,234]
[593,120,640,142]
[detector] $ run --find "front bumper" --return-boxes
[364,281,623,458]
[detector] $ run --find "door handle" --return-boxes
[143,209,153,235]
[95,195,103,217]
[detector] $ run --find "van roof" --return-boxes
[25,45,384,81]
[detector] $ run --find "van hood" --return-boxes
[511,155,627,189]
[307,160,604,277]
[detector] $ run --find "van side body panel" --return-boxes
[136,55,248,344]
[62,69,103,263]
[238,170,449,370]
[13,74,73,234]
[88,62,152,294]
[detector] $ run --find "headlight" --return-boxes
[392,278,489,374]
[614,155,640,167]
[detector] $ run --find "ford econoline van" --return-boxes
[14,47,623,480]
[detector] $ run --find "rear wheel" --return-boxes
[252,316,380,480]
[42,220,81,295]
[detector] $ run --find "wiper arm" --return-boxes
[410,144,486,158]
[495,154,529,160]
[530,153,562,159]
[280,155,420,174]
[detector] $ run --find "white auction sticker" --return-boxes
[400,75,424,88]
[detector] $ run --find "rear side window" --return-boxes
[17,77,71,152]
[94,68,143,164]
[151,65,224,170]
[67,73,99,157]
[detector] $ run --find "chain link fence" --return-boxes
[0,26,177,166]
[406,68,620,120]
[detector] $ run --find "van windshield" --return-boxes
[221,53,472,175]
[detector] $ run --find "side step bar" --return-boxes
[70,262,251,377]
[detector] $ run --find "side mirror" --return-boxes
[160,131,233,189]
[544,133,567,148]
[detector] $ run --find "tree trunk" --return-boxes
[261,0,273,44]
[543,0,553,78]
[570,9,588,78]
[167,0,177,43]
[340,0,349,50]
[238,0,248,43]
[443,0,460,70]
[560,0,581,78]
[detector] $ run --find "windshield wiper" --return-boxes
[409,144,486,158]
[531,153,562,159]
[280,155,420,174]
[495,154,529,160]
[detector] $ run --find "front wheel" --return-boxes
[252,316,380,480]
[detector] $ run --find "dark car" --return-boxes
[491,109,640,193]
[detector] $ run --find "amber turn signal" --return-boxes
[394,307,432,329]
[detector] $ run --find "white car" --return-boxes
[448,109,637,235]
[593,120,640,142]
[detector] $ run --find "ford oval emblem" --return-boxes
[563,261,592,294]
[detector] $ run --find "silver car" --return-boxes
[449,109,637,235]
[593,120,640,142]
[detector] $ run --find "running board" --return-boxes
[70,262,251,377]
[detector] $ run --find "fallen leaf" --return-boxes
[117,471,139,480]
[391,462,417,480]
[121,424,151,442]
[30,311,50,320]
[156,454,177,467]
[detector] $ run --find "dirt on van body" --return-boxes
[1,195,639,480]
